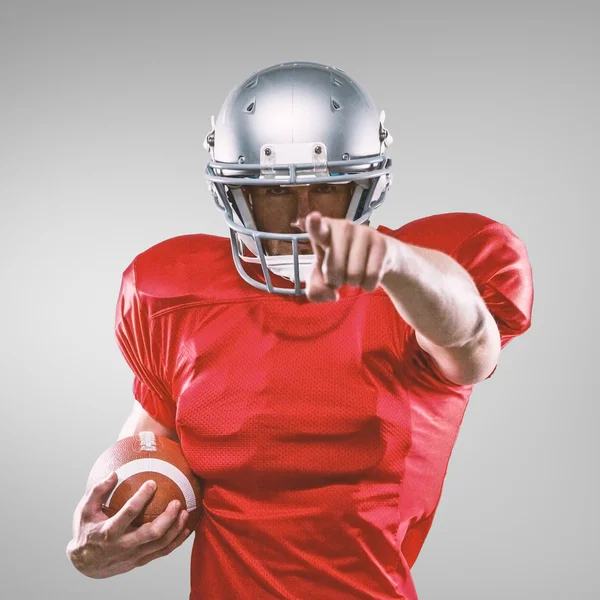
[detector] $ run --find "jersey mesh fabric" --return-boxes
[114,212,533,600]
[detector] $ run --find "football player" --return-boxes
[67,62,534,599]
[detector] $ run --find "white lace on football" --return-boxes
[139,431,157,452]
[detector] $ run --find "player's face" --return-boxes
[241,182,355,256]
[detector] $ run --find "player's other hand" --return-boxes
[66,472,191,578]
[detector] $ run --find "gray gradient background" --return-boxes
[1,1,597,599]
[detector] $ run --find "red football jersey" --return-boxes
[114,212,533,599]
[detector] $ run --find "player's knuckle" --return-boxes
[122,501,140,518]
[117,535,135,554]
[365,271,378,286]
[147,523,166,541]
[97,522,115,542]
[144,528,161,543]
[346,269,363,285]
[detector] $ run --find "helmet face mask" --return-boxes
[204,61,393,296]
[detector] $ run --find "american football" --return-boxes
[85,431,204,531]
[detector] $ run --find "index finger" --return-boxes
[306,212,331,251]
[79,472,119,522]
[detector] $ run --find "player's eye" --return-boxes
[314,185,334,194]
[267,186,287,195]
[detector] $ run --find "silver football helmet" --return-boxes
[204,61,393,296]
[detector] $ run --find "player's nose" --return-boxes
[293,187,312,220]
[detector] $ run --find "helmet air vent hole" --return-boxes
[245,101,255,113]
[244,77,259,89]
[331,99,341,111]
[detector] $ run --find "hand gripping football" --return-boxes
[85,431,204,531]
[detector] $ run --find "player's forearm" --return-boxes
[380,239,487,348]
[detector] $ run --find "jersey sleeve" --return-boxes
[452,222,534,379]
[456,223,533,345]
[114,261,177,429]
[392,220,534,388]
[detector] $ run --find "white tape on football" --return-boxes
[106,458,197,511]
